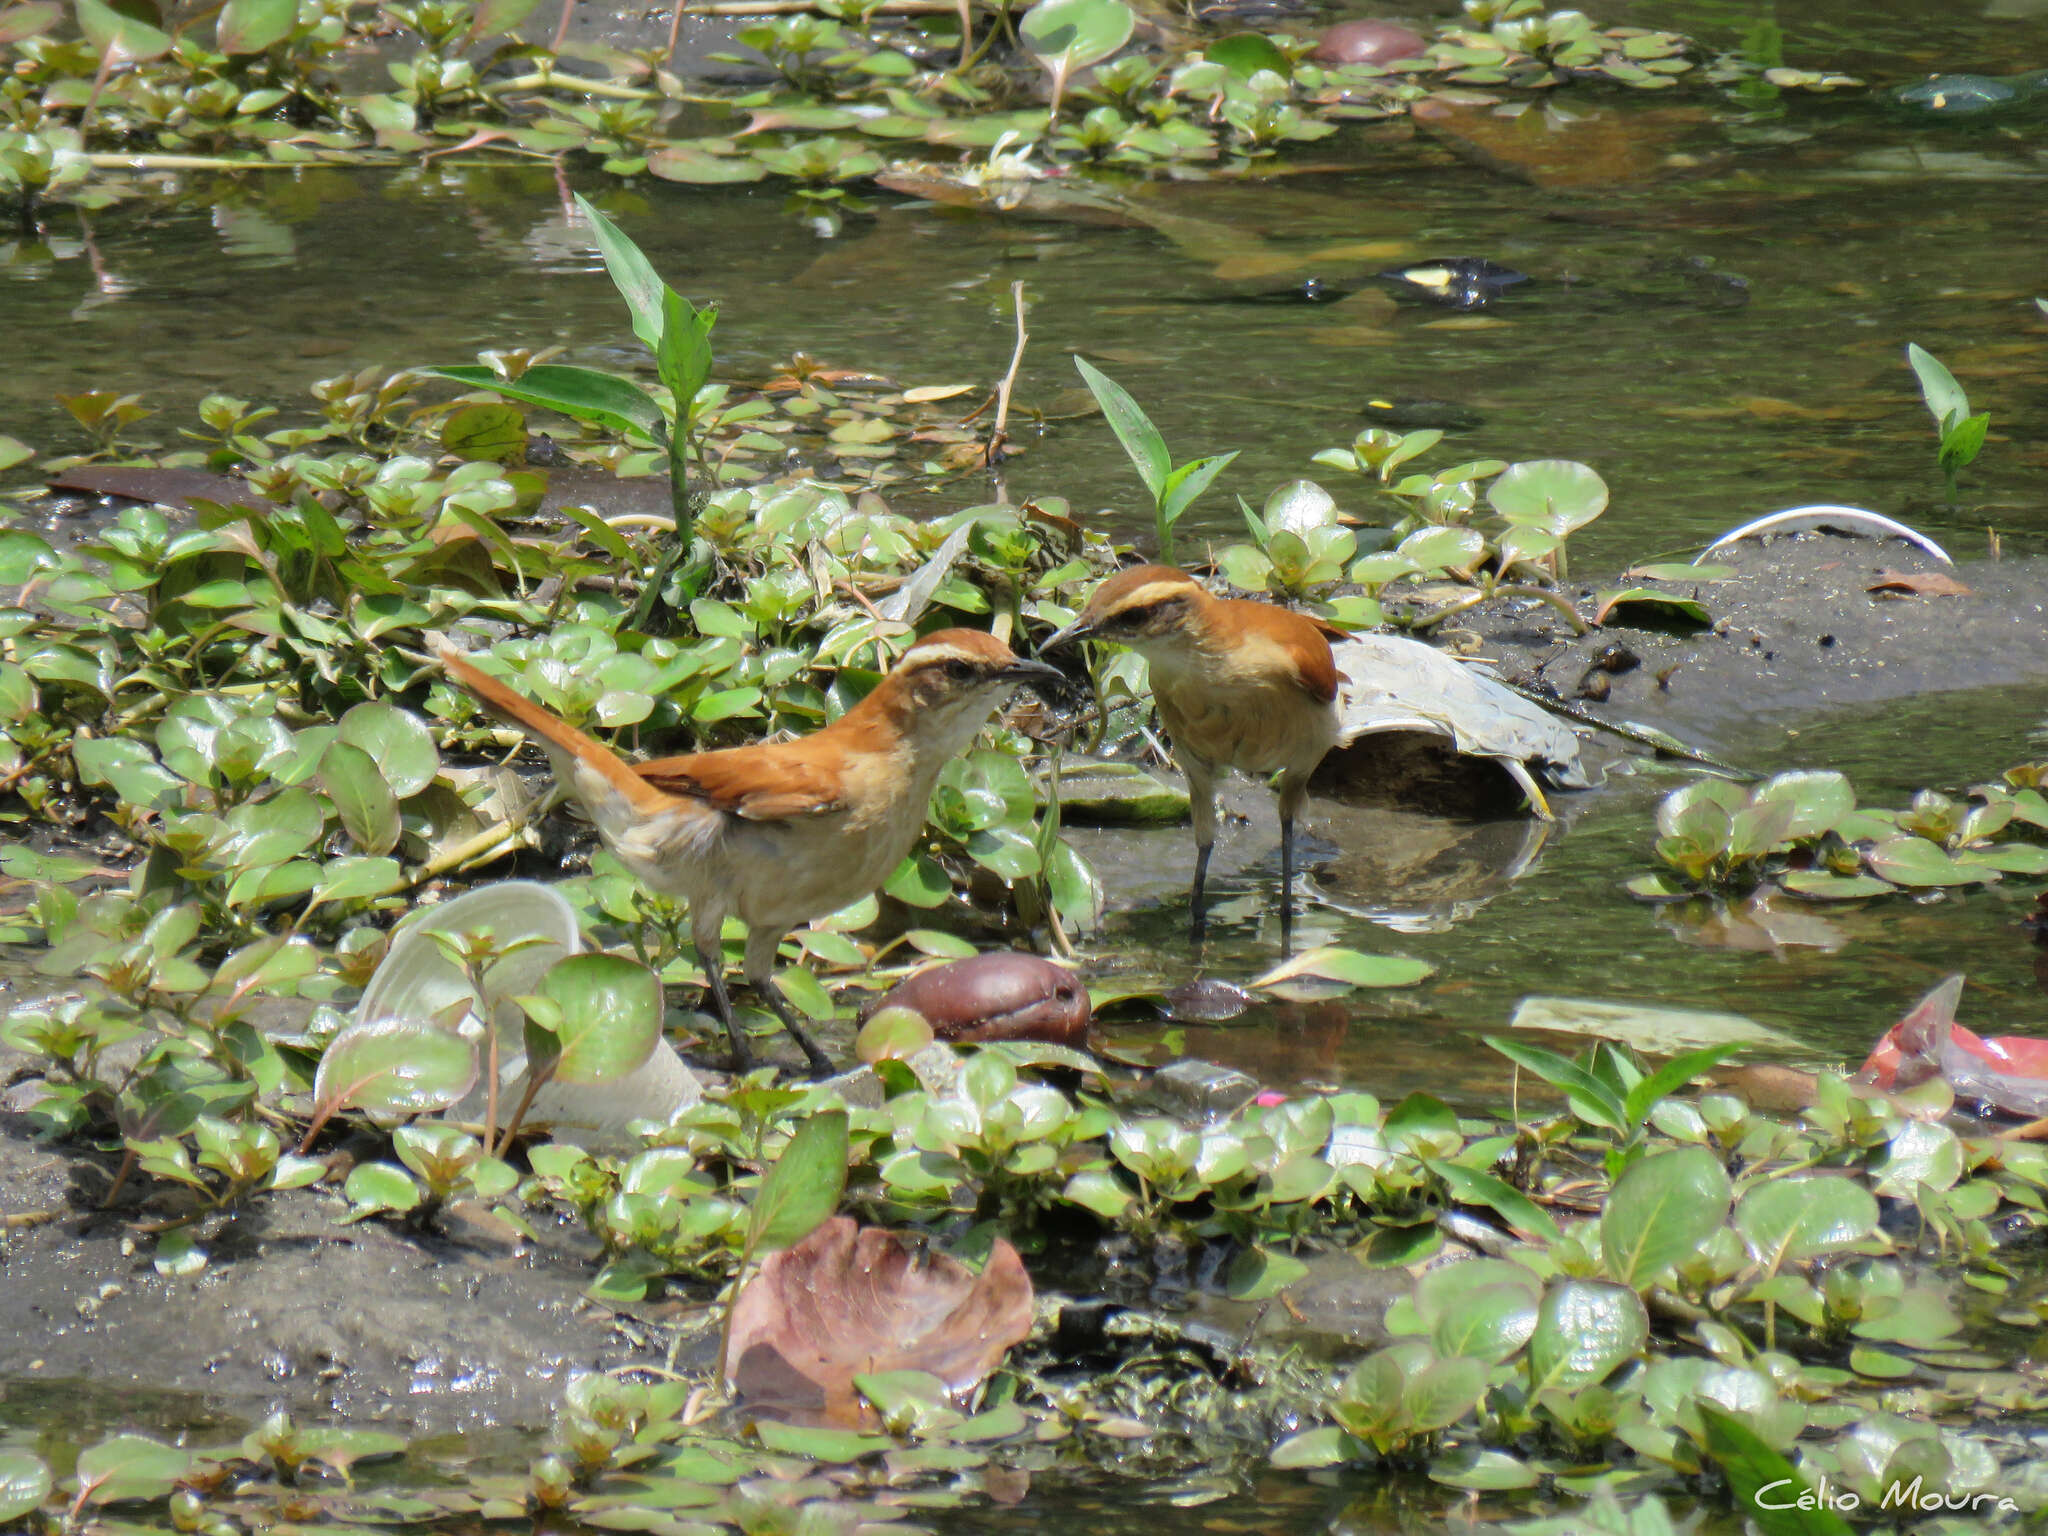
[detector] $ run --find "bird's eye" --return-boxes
[944,658,977,682]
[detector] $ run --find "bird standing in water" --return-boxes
[433,630,1067,1071]
[1046,566,1342,944]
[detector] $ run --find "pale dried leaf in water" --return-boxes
[902,384,975,403]
[1867,569,1973,597]
[727,1218,1034,1426]
[1705,1064,1821,1113]
[1161,978,1254,1022]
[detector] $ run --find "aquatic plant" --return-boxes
[0,0,1806,217]
[1906,341,1991,504]
[1631,765,2048,904]
[5,1006,2048,1531]
[428,194,715,542]
[1072,357,1237,566]
[1305,429,1608,632]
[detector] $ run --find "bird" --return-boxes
[431,629,1068,1072]
[1044,565,1343,944]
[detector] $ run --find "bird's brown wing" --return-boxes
[634,740,849,822]
[1231,603,1341,704]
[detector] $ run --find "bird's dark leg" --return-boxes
[697,941,752,1071]
[758,977,835,1076]
[745,928,835,1075]
[1279,813,1295,955]
[1185,756,1217,945]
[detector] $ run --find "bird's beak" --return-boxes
[1000,656,1076,699]
[1039,617,1096,654]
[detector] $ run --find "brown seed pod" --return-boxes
[866,952,1090,1047]
[1312,19,1428,66]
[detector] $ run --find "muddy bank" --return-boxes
[0,1115,693,1432]
[1459,533,2048,759]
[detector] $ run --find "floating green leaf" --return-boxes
[1206,30,1289,79]
[1733,1175,1879,1270]
[1253,946,1433,997]
[0,1450,51,1522]
[1601,1147,1732,1287]
[73,1434,190,1505]
[1866,837,1995,887]
[1527,1280,1648,1391]
[216,0,294,54]
[1488,459,1608,535]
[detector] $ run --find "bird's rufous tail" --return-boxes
[429,635,674,816]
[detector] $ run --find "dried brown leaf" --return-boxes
[727,1219,1035,1426]
[46,465,268,512]
[1867,569,1972,597]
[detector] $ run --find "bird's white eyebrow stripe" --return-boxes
[1108,581,1196,609]
[900,642,991,669]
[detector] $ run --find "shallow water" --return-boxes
[6,2,2048,572]
[1102,679,2048,1108]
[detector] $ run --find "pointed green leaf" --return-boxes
[573,193,667,355]
[1074,357,1169,503]
[747,1109,848,1255]
[1905,342,1968,432]
[423,365,668,445]
[1698,1405,1855,1536]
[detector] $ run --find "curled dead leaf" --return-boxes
[727,1218,1035,1426]
[1867,569,1972,597]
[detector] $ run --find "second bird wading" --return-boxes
[433,629,1067,1072]
[1047,564,1343,944]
